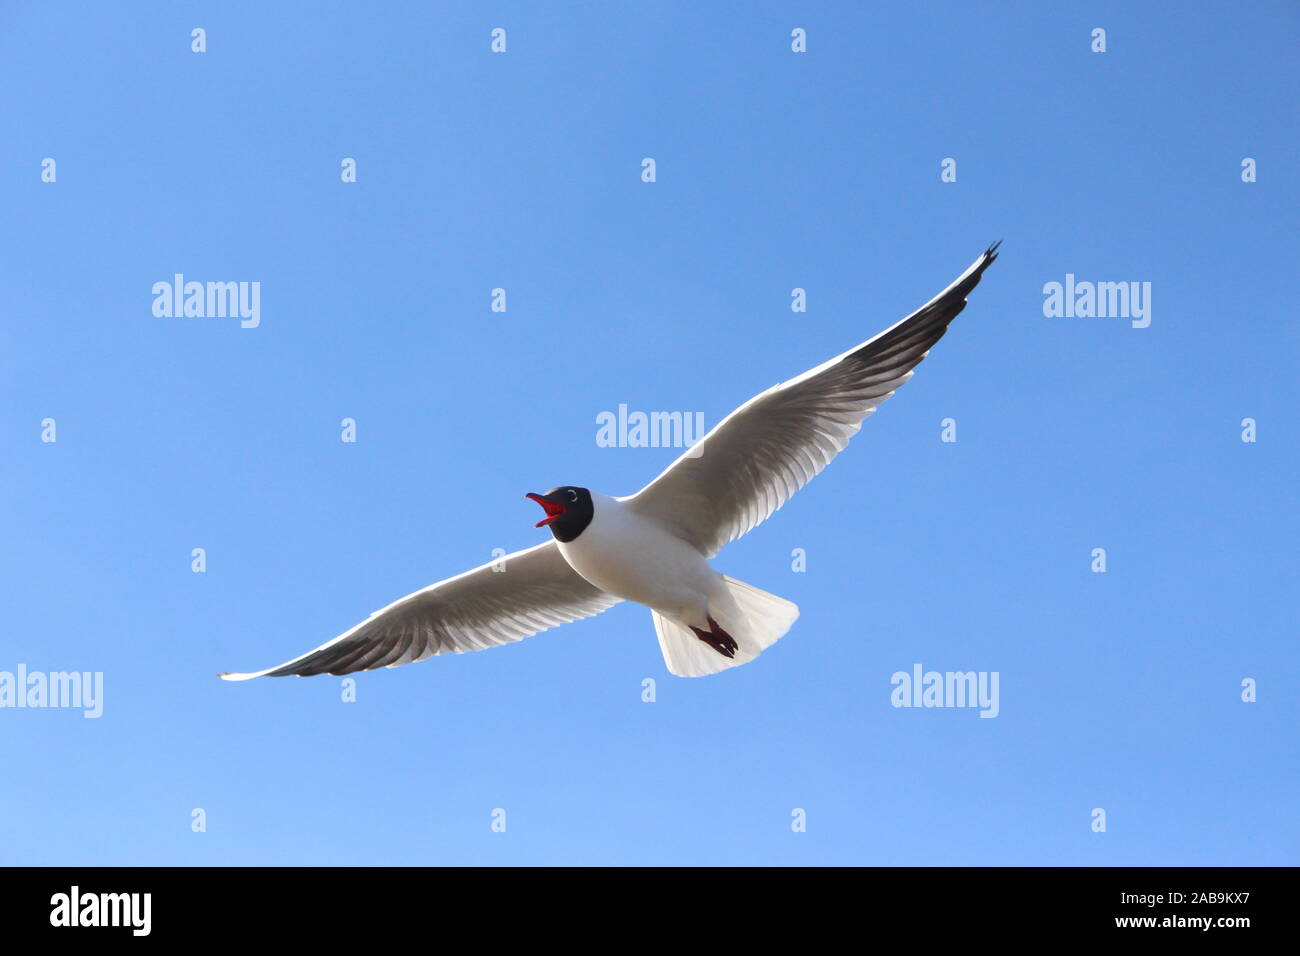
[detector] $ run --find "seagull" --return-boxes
[220,244,999,681]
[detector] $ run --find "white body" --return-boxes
[557,493,798,676]
[556,493,721,626]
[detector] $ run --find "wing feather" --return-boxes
[219,541,621,679]
[623,244,999,556]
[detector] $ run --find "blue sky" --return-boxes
[2,2,1296,865]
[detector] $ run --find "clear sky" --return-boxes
[3,2,1296,865]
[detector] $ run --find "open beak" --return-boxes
[526,492,567,528]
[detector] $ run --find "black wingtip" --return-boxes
[985,239,1002,260]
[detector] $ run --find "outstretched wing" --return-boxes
[624,244,999,557]
[219,541,621,679]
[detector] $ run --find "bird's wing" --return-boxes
[218,541,621,679]
[623,244,999,557]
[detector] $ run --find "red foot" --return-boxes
[690,616,738,659]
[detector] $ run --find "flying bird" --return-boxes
[220,244,999,680]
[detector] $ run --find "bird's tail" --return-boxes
[652,576,800,677]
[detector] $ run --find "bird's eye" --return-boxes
[568,490,578,502]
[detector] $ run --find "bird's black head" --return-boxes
[525,486,594,543]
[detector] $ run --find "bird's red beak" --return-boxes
[526,492,567,528]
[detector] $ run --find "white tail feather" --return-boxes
[653,576,799,677]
